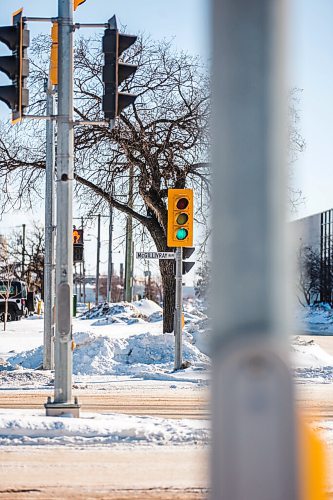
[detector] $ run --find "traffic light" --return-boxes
[74,0,87,10]
[49,22,58,86]
[0,9,29,124]
[182,247,195,275]
[102,15,138,121]
[167,189,194,247]
[73,228,84,263]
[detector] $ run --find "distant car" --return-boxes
[0,280,28,321]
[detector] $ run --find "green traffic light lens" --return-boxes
[176,213,188,225]
[176,198,189,210]
[176,228,188,240]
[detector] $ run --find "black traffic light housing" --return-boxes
[73,228,84,263]
[102,15,137,121]
[0,9,29,123]
[182,247,195,275]
[173,247,195,275]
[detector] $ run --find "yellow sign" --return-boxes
[299,416,327,500]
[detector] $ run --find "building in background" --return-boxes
[293,208,333,304]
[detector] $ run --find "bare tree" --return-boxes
[0,34,210,332]
[5,225,45,294]
[0,34,304,331]
[0,240,17,330]
[297,245,321,306]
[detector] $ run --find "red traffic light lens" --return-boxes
[176,197,189,210]
[176,213,188,225]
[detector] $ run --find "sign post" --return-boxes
[174,247,183,370]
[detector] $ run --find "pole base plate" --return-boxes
[45,402,80,418]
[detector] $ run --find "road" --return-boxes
[1,333,333,498]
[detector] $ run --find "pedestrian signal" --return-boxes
[72,229,83,245]
[167,189,194,247]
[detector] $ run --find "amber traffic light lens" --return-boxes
[176,213,188,225]
[176,197,189,210]
[176,228,188,240]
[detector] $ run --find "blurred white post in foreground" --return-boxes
[211,1,298,498]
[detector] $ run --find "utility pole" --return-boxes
[174,248,182,371]
[211,0,297,498]
[21,224,26,280]
[95,213,101,305]
[43,79,56,370]
[124,166,134,302]
[45,0,79,417]
[107,204,113,302]
[81,216,86,303]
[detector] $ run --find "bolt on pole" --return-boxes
[211,0,297,498]
[45,0,79,417]
[43,80,56,370]
[174,247,183,370]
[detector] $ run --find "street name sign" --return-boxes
[136,252,175,260]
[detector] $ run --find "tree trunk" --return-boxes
[159,259,175,333]
[4,297,8,332]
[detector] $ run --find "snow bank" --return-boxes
[292,337,333,382]
[81,300,163,324]
[292,337,333,369]
[0,410,209,447]
[295,304,333,333]
[7,330,209,377]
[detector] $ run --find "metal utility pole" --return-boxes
[124,166,134,302]
[211,0,297,498]
[81,216,86,303]
[107,204,113,302]
[21,224,26,280]
[174,248,182,371]
[43,79,56,370]
[45,0,79,417]
[95,214,101,305]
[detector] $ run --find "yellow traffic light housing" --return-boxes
[50,22,58,86]
[74,0,87,11]
[167,189,194,247]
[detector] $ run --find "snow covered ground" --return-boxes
[0,408,209,447]
[0,299,209,391]
[1,300,333,448]
[295,303,333,334]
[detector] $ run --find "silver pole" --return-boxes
[124,167,134,302]
[43,81,55,370]
[21,224,26,279]
[107,204,113,302]
[95,214,101,305]
[174,247,182,371]
[46,0,79,416]
[211,0,297,498]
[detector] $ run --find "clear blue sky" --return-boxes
[290,0,333,218]
[0,0,209,280]
[0,0,332,272]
